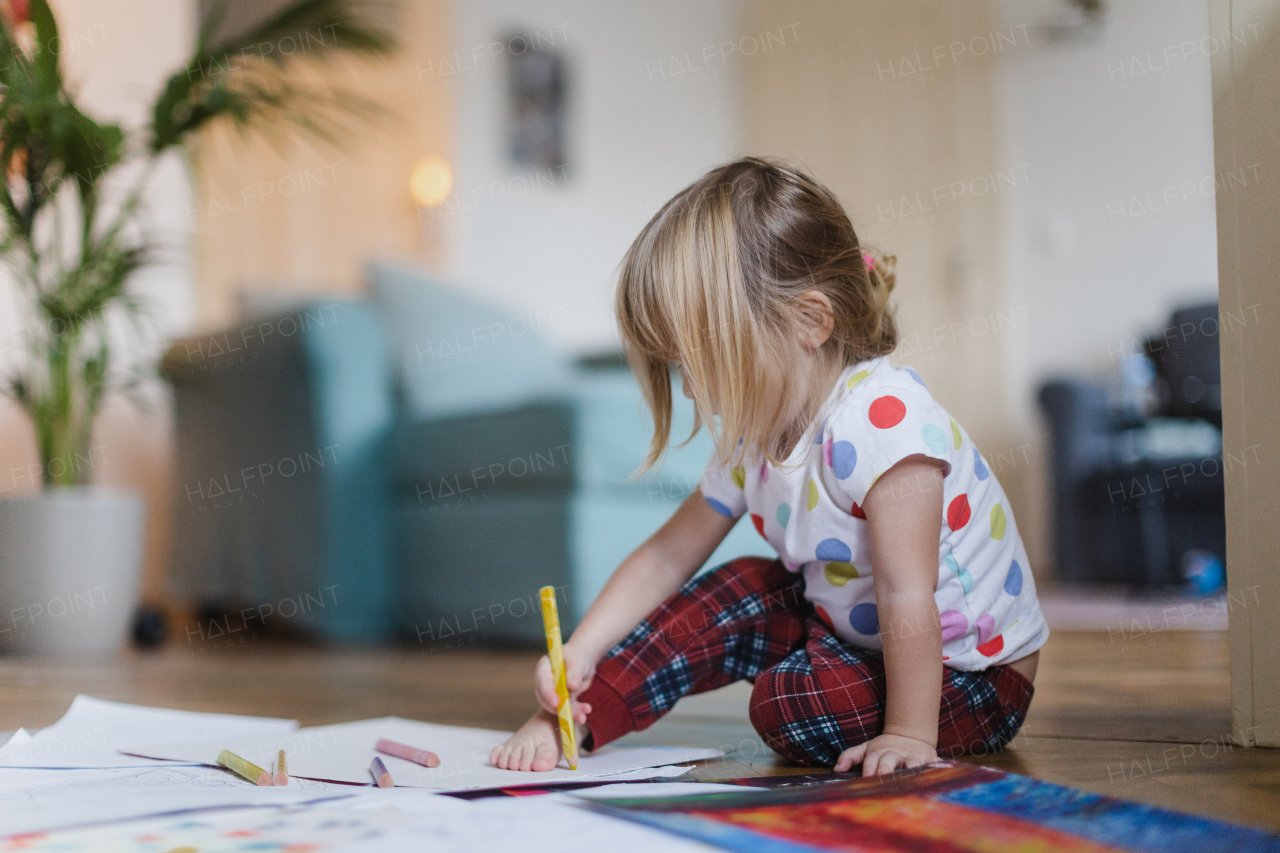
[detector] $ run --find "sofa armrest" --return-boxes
[162,300,397,641]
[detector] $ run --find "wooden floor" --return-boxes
[1,630,1277,831]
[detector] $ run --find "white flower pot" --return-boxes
[0,487,145,656]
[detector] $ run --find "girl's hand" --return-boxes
[834,733,938,777]
[534,643,596,724]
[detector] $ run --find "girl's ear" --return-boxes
[796,290,835,349]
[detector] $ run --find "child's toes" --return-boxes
[500,742,525,770]
[516,742,537,772]
[530,739,559,772]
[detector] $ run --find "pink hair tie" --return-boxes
[862,253,876,270]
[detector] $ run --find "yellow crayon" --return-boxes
[539,585,578,770]
[274,749,288,786]
[217,749,272,786]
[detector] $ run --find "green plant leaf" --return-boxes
[28,0,62,95]
[149,0,395,154]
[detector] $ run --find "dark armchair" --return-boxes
[1038,302,1225,587]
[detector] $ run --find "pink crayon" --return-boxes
[376,738,441,768]
[370,756,394,788]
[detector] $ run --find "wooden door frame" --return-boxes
[1210,0,1280,748]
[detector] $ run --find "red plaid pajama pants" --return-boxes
[577,557,1034,766]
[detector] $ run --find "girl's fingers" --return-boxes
[537,672,562,712]
[834,744,865,773]
[567,665,594,693]
[875,750,904,777]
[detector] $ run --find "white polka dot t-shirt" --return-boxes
[699,356,1049,671]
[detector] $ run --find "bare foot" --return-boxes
[489,710,565,772]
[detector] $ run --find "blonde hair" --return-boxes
[616,157,897,472]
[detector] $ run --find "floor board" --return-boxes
[0,630,1275,831]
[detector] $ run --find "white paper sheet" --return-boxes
[379,797,718,852]
[0,696,297,769]
[134,716,722,789]
[0,764,354,837]
[6,798,716,853]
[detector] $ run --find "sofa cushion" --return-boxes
[571,367,716,496]
[394,402,575,500]
[368,260,574,421]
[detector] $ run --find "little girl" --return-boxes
[491,157,1048,776]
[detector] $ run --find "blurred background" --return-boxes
[0,0,1233,654]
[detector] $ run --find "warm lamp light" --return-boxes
[409,156,453,208]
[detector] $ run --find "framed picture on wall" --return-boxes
[506,31,568,173]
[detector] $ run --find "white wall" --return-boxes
[446,0,741,354]
[996,0,1220,431]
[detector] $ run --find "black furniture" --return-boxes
[1038,301,1225,586]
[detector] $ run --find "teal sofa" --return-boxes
[163,261,762,643]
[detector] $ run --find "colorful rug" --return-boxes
[586,761,1280,853]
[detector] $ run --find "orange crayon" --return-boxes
[274,749,288,786]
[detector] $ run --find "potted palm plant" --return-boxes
[0,0,392,654]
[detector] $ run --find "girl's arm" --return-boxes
[834,455,946,776]
[533,489,738,720]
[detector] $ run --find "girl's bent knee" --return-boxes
[747,674,836,767]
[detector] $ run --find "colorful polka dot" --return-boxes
[807,478,819,510]
[849,500,866,519]
[824,562,859,586]
[950,418,962,449]
[705,496,735,518]
[973,447,989,480]
[846,369,870,391]
[990,503,1007,540]
[976,614,995,645]
[939,610,968,642]
[831,441,856,479]
[776,503,791,528]
[813,416,830,445]
[904,367,927,388]
[731,467,745,489]
[1004,560,1023,596]
[868,395,906,429]
[815,605,835,631]
[946,494,971,530]
[922,423,948,455]
[977,634,1004,657]
[849,603,879,635]
[815,538,851,562]
[944,551,972,593]
[751,513,766,537]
